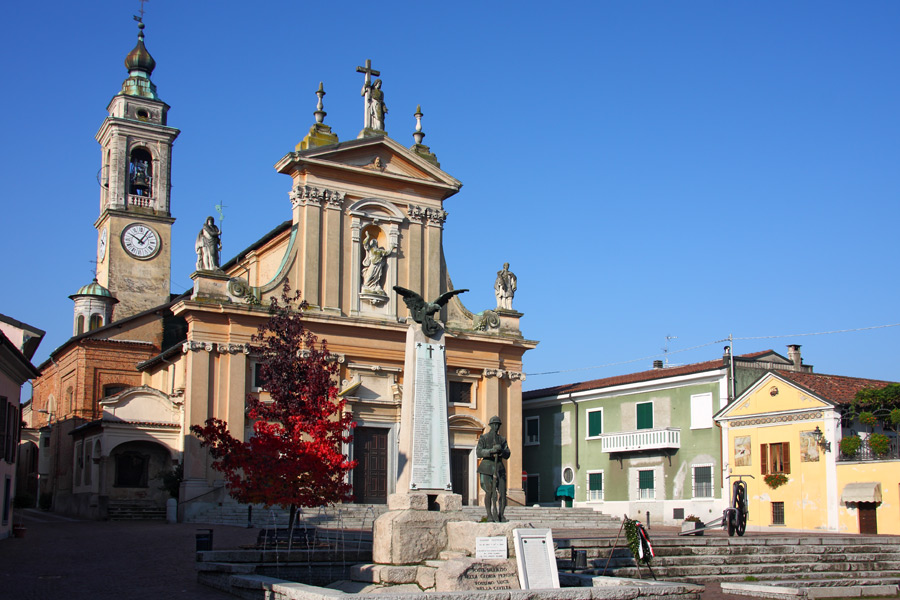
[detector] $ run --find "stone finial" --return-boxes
[296,82,339,151]
[314,82,327,125]
[410,104,440,166]
[413,105,425,145]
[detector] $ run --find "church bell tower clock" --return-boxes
[94,19,179,321]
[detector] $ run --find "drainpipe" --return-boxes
[566,394,579,470]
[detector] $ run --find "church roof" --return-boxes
[69,278,118,302]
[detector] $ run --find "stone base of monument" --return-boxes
[358,492,528,592]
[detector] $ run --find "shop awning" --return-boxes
[841,482,882,504]
[555,484,575,499]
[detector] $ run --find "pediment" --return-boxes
[99,385,181,424]
[715,372,833,421]
[275,136,461,195]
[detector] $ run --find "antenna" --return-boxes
[663,334,678,366]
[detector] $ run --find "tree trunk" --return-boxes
[287,504,297,552]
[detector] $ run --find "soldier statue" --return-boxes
[476,415,511,522]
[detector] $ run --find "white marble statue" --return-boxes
[494,262,517,310]
[195,216,221,271]
[361,232,394,294]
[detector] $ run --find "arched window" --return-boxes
[128,148,153,197]
[89,314,103,331]
[65,387,74,416]
[76,315,85,335]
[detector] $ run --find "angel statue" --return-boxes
[394,286,468,337]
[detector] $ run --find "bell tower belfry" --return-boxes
[94,18,179,321]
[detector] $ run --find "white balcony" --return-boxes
[600,428,681,453]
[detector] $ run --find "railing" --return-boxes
[837,438,900,462]
[601,427,681,453]
[127,194,157,209]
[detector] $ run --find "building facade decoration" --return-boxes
[494,263,517,310]
[195,217,222,271]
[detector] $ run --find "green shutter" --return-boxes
[589,472,602,491]
[636,402,654,430]
[639,470,654,490]
[588,411,602,437]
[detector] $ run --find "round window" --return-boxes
[562,466,575,485]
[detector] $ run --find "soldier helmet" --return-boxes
[489,415,502,425]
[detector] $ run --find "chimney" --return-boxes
[787,344,802,368]
[723,345,731,357]
[652,360,664,369]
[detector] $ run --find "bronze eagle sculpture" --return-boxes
[394,286,468,337]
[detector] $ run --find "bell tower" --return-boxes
[94,18,179,321]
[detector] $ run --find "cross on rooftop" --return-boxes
[356,59,380,86]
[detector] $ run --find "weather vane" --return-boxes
[134,0,148,24]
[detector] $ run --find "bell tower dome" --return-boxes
[94,18,180,321]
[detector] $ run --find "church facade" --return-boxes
[29,21,536,520]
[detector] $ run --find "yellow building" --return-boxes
[716,370,898,534]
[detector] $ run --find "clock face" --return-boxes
[121,223,160,259]
[98,227,108,260]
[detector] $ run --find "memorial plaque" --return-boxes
[435,558,519,591]
[513,528,559,590]
[410,341,451,491]
[476,536,508,559]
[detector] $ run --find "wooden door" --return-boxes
[353,427,388,504]
[858,502,878,534]
[451,449,469,505]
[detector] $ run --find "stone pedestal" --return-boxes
[191,270,230,301]
[373,492,462,565]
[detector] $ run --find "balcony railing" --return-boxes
[127,194,158,210]
[600,427,681,453]
[837,438,900,462]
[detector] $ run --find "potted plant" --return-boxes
[764,473,788,489]
[681,514,704,535]
[12,522,26,538]
[840,435,861,458]
[867,432,891,457]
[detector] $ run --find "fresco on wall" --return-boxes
[800,430,820,462]
[734,435,751,467]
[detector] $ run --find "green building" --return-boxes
[522,346,811,526]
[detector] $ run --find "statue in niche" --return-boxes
[195,216,222,271]
[476,415,510,522]
[361,78,387,131]
[494,262,517,310]
[361,231,395,295]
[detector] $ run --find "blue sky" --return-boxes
[2,1,898,391]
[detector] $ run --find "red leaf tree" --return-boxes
[191,285,356,527]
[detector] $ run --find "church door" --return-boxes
[353,427,388,504]
[450,449,469,505]
[858,503,878,534]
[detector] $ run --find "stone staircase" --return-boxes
[107,500,167,521]
[189,501,621,531]
[555,534,900,588]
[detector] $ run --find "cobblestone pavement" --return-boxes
[0,511,749,600]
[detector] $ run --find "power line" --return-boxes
[526,322,900,377]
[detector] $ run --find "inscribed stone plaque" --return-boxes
[434,558,519,592]
[410,341,451,490]
[513,528,559,590]
[476,536,508,559]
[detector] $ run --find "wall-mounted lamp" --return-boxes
[812,426,832,452]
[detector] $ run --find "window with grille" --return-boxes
[636,402,654,430]
[692,464,713,498]
[772,501,785,525]
[449,381,473,405]
[586,408,603,439]
[638,469,655,499]
[525,416,540,446]
[588,472,603,501]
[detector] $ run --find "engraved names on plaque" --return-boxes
[410,341,451,490]
[513,528,560,590]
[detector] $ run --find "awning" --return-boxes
[841,482,882,504]
[555,484,575,499]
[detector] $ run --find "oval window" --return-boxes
[562,466,575,485]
